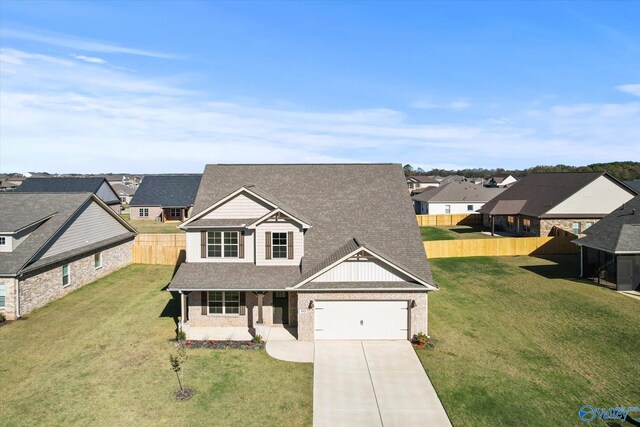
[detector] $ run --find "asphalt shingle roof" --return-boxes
[15,177,106,194]
[478,172,635,218]
[0,193,135,276]
[412,181,506,203]
[169,164,434,291]
[129,174,202,207]
[574,195,640,253]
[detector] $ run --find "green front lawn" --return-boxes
[121,213,185,234]
[0,265,313,426]
[420,225,494,241]
[419,256,640,426]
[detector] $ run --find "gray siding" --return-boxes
[311,258,412,282]
[42,200,131,259]
[255,218,304,266]
[203,193,272,219]
[96,182,120,204]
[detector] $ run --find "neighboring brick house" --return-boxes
[574,195,640,292]
[0,193,136,320]
[129,174,201,222]
[14,177,122,212]
[478,172,637,237]
[168,164,437,341]
[411,181,506,214]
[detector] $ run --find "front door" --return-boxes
[273,291,289,324]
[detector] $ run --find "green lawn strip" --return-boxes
[120,213,185,234]
[420,226,493,241]
[418,256,640,426]
[0,265,312,426]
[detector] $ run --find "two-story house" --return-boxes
[168,164,437,341]
[0,192,136,320]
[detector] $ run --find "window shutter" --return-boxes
[239,232,245,258]
[265,231,272,260]
[201,292,208,315]
[239,292,246,315]
[201,231,207,258]
[287,231,294,259]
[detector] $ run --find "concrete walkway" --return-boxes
[314,341,451,427]
[265,327,315,363]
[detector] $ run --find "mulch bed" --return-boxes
[181,340,265,350]
[174,388,195,401]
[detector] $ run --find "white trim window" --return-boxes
[467,204,474,212]
[272,232,287,259]
[584,222,593,230]
[94,252,103,269]
[208,291,240,314]
[444,205,451,214]
[0,236,6,246]
[168,208,181,218]
[139,208,149,217]
[522,218,531,233]
[207,231,239,258]
[572,222,581,235]
[0,282,5,309]
[62,264,70,287]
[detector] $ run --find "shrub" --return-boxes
[252,335,263,344]
[0,313,5,323]
[413,332,428,345]
[176,329,186,341]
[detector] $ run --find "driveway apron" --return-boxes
[313,340,451,427]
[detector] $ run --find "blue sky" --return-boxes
[1,1,639,173]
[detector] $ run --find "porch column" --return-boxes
[580,246,584,278]
[257,292,264,324]
[491,215,495,236]
[180,291,186,328]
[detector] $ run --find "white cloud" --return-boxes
[72,54,107,64]
[1,28,176,59]
[616,84,640,97]
[0,47,638,173]
[411,99,471,110]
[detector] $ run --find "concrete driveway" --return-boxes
[313,341,452,427]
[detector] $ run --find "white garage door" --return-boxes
[314,300,409,340]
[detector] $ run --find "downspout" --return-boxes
[579,246,584,278]
[15,276,21,318]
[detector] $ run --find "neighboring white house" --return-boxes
[406,175,440,193]
[487,174,518,188]
[412,181,507,214]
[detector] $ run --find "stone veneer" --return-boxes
[5,240,133,319]
[295,292,429,341]
[539,218,599,237]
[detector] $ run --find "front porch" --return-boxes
[181,323,298,341]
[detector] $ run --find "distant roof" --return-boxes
[574,196,640,253]
[412,181,506,203]
[624,180,640,193]
[111,183,136,196]
[129,174,202,207]
[478,172,636,218]
[15,177,108,194]
[407,175,439,183]
[0,193,135,275]
[170,164,434,291]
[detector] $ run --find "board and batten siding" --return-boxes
[41,200,130,259]
[185,229,255,263]
[202,193,272,219]
[96,181,120,204]
[255,219,303,266]
[310,258,412,282]
[546,175,635,216]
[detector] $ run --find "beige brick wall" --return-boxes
[540,218,599,237]
[296,292,429,341]
[16,240,133,317]
[187,291,275,328]
[130,206,163,221]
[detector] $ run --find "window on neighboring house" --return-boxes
[0,236,6,246]
[522,218,531,233]
[0,283,5,309]
[585,222,593,230]
[168,208,181,218]
[467,204,474,212]
[62,264,70,287]
[507,216,515,227]
[94,252,103,269]
[139,208,149,217]
[572,222,581,235]
[272,232,288,259]
[208,291,240,314]
[207,231,239,258]
[120,196,127,203]
[445,205,451,214]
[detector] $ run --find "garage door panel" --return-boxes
[315,301,408,340]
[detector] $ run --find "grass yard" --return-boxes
[420,225,494,241]
[419,255,640,427]
[121,213,185,234]
[0,265,313,426]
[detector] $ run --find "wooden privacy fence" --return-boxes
[132,234,186,265]
[416,213,482,226]
[424,236,579,259]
